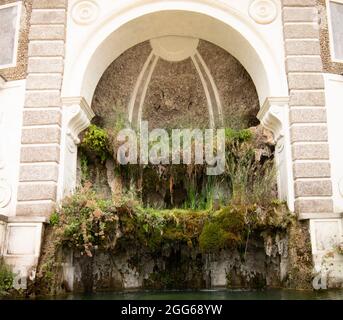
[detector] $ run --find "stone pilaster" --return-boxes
[16,0,67,217]
[282,0,334,219]
[58,97,94,200]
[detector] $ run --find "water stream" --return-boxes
[43,289,343,300]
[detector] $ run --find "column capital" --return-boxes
[257,97,289,143]
[61,96,95,150]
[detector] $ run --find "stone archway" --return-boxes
[3,0,340,291]
[59,4,294,212]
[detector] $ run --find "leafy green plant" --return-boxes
[49,212,59,226]
[0,259,14,295]
[81,124,110,163]
[52,183,119,257]
[225,128,252,143]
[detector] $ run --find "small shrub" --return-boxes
[49,212,59,226]
[52,183,119,257]
[225,128,252,143]
[81,124,110,162]
[0,259,14,294]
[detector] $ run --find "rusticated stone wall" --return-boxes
[282,0,333,218]
[16,0,67,217]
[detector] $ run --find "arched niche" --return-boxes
[59,4,294,211]
[62,6,289,106]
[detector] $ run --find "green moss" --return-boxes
[199,222,228,252]
[199,206,246,253]
[50,184,292,257]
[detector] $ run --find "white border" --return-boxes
[326,0,343,63]
[310,218,343,255]
[4,223,43,257]
[0,1,22,69]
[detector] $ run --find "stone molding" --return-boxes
[61,96,95,149]
[257,97,289,143]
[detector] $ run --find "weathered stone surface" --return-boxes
[16,201,56,217]
[289,90,325,106]
[293,162,331,178]
[286,56,323,72]
[295,198,333,213]
[283,7,318,22]
[283,0,316,6]
[285,40,321,55]
[291,125,328,142]
[17,183,57,201]
[292,143,330,160]
[93,40,259,130]
[290,108,327,123]
[30,9,66,24]
[295,180,332,197]
[288,74,324,90]
[32,0,67,9]
[284,23,319,39]
[21,127,61,144]
[26,74,62,90]
[29,25,65,40]
[23,109,61,126]
[28,40,65,56]
[20,145,60,163]
[27,57,64,73]
[20,164,59,182]
[25,90,61,107]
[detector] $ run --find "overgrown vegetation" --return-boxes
[49,183,119,257]
[80,124,277,210]
[0,259,14,296]
[32,124,314,294]
[80,124,110,163]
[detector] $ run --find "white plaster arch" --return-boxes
[62,0,289,107]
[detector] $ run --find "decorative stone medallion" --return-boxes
[249,0,278,24]
[71,0,99,25]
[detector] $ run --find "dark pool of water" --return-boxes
[49,288,343,300]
